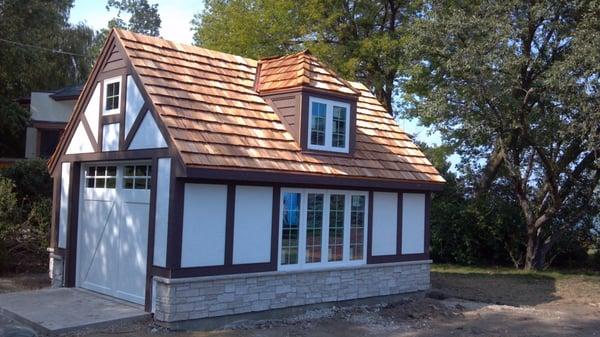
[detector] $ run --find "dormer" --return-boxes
[255,50,360,155]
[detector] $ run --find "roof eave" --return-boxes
[184,165,445,192]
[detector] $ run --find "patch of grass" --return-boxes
[432,263,600,280]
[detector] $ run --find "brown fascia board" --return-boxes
[184,166,444,192]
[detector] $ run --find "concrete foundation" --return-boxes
[153,260,431,322]
[48,251,64,288]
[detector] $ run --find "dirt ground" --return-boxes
[0,273,49,294]
[1,266,599,337]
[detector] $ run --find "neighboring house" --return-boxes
[24,85,82,158]
[48,29,444,322]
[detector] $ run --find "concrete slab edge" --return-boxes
[0,305,51,335]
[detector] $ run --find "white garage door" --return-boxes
[76,163,151,305]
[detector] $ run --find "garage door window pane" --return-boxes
[85,166,117,189]
[123,165,151,190]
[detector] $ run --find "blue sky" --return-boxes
[70,0,203,44]
[70,0,451,159]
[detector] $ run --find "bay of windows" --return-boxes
[308,97,350,153]
[279,189,367,269]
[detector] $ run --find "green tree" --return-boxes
[0,0,95,98]
[91,0,161,59]
[0,98,30,158]
[404,1,600,269]
[0,0,94,157]
[192,0,419,113]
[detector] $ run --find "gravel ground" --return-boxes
[1,268,599,337]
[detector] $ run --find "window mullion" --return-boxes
[343,193,351,262]
[298,190,308,267]
[325,103,332,148]
[322,191,330,265]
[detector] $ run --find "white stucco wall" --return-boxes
[371,192,398,256]
[102,123,120,151]
[181,183,228,267]
[128,112,167,150]
[232,185,273,264]
[401,193,426,254]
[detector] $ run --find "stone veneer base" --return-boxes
[153,260,431,323]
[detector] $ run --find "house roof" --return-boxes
[50,84,83,101]
[66,29,443,185]
[256,50,360,96]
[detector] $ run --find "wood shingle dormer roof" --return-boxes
[51,29,445,187]
[256,50,360,96]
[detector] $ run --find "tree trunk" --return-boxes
[524,228,546,270]
[524,230,537,270]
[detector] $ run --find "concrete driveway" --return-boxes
[0,288,149,335]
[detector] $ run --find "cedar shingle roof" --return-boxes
[116,29,444,184]
[256,50,359,96]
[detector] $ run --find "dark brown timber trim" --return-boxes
[165,177,184,268]
[144,156,159,312]
[61,148,170,162]
[97,81,104,151]
[64,162,81,287]
[366,191,374,263]
[270,185,281,269]
[224,184,236,266]
[397,192,403,256]
[424,192,431,259]
[185,167,444,192]
[118,73,128,151]
[102,114,120,125]
[170,262,274,278]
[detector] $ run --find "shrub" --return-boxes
[0,159,52,201]
[0,160,52,274]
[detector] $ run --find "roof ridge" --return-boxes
[114,28,258,66]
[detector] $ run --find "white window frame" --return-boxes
[307,97,351,153]
[103,76,122,115]
[82,161,152,192]
[278,188,368,271]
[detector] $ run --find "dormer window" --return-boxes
[308,97,350,153]
[103,77,121,115]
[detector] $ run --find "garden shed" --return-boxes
[48,28,444,322]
